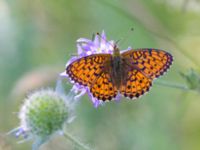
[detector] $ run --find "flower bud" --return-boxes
[10,89,73,150]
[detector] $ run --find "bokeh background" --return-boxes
[1,0,200,149]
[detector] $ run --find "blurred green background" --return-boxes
[1,0,200,149]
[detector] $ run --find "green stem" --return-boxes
[154,80,189,90]
[63,131,92,150]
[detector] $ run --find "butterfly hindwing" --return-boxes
[66,54,111,86]
[121,49,173,79]
[90,72,118,101]
[120,69,152,99]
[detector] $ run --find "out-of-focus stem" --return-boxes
[63,131,92,150]
[154,80,189,90]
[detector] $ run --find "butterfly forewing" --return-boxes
[66,54,111,87]
[121,49,173,79]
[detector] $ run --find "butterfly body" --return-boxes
[66,44,173,101]
[110,46,124,89]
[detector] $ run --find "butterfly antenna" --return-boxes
[91,33,96,41]
[96,32,116,48]
[116,27,134,47]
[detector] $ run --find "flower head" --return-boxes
[61,31,126,107]
[10,89,75,150]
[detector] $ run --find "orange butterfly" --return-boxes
[66,44,173,101]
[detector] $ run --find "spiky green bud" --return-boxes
[23,90,68,138]
[11,89,74,150]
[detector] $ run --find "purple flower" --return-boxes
[62,31,128,107]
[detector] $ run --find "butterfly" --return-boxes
[66,44,173,101]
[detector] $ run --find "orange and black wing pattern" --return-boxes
[121,49,173,79]
[120,69,152,99]
[66,54,118,101]
[66,54,111,87]
[120,48,173,99]
[90,72,118,101]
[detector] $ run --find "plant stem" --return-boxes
[63,131,92,150]
[154,80,189,90]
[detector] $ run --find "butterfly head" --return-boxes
[113,43,120,57]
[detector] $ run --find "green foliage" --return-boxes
[1,0,200,150]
